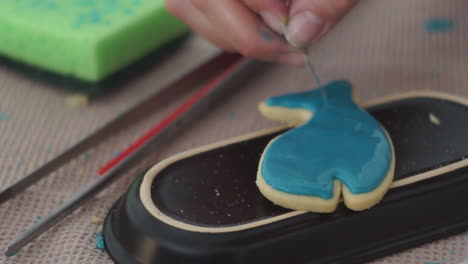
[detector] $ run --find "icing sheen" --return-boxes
[261,80,392,199]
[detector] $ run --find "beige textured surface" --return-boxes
[1,0,468,263]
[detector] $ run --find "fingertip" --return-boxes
[285,11,325,48]
[285,0,360,47]
[260,11,287,34]
[243,0,289,34]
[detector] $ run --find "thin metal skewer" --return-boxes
[304,53,321,87]
[5,56,256,257]
[303,51,328,105]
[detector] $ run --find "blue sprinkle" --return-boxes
[7,251,19,257]
[46,146,53,153]
[425,18,456,33]
[429,69,439,80]
[35,215,42,220]
[95,232,106,250]
[83,153,91,159]
[228,112,237,120]
[16,160,23,167]
[0,112,12,121]
[113,151,121,157]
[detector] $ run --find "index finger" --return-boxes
[192,0,303,64]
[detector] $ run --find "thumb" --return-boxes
[285,0,360,48]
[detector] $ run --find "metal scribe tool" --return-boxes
[303,50,328,105]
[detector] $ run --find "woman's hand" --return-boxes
[166,0,359,66]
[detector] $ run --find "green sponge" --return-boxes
[0,0,189,82]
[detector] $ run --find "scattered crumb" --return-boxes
[214,189,220,196]
[180,209,184,213]
[95,232,105,250]
[429,113,441,126]
[91,216,103,225]
[66,94,89,108]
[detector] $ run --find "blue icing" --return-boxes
[0,112,13,121]
[261,80,392,199]
[424,18,456,33]
[95,232,105,250]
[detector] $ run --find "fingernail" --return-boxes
[285,11,325,48]
[276,52,305,66]
[260,12,287,34]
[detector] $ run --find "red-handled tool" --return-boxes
[4,52,258,256]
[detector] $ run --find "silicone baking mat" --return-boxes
[1,0,467,263]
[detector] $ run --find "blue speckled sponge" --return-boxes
[0,0,189,82]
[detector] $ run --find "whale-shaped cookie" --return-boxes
[256,80,395,212]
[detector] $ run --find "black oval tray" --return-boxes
[104,92,468,264]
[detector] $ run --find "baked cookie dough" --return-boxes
[256,80,395,213]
